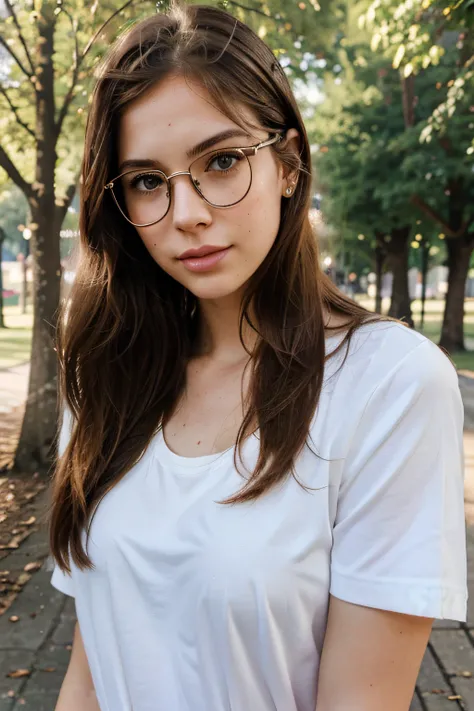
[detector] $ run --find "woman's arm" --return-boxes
[316,596,433,711]
[55,622,100,711]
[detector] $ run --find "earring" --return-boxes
[285,187,293,196]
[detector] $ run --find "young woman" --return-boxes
[49,3,467,710]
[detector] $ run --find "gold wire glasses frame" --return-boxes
[103,133,283,228]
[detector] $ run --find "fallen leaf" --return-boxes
[1,531,32,550]
[40,667,56,673]
[430,689,446,694]
[16,573,31,587]
[448,696,462,701]
[19,516,36,526]
[461,671,472,678]
[24,561,42,573]
[7,690,15,698]
[0,515,6,524]
[9,615,19,623]
[0,570,10,575]
[6,669,30,679]
[5,493,14,502]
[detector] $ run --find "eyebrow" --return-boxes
[118,129,252,173]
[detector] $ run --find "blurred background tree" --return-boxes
[0,0,159,470]
[311,0,473,349]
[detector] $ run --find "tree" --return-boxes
[314,91,420,327]
[361,0,474,350]
[0,0,158,471]
[311,3,431,326]
[312,0,473,348]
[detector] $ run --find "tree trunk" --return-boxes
[19,256,28,315]
[14,7,60,473]
[419,238,430,332]
[386,226,414,328]
[439,235,474,353]
[374,231,387,315]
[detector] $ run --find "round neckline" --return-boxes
[160,428,236,467]
[152,331,347,470]
[153,428,260,471]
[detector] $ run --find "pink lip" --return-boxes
[179,246,231,273]
[179,245,228,259]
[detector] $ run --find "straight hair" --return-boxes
[50,2,406,572]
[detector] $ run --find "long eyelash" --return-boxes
[130,172,159,188]
[206,152,243,172]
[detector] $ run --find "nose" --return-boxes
[170,173,212,232]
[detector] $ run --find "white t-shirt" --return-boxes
[51,321,467,711]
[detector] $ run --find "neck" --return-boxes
[195,290,256,364]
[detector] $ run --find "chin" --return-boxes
[185,277,247,302]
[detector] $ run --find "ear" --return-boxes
[280,128,301,189]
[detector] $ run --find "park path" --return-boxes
[1,367,474,708]
[0,363,29,416]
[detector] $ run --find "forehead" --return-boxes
[118,74,259,165]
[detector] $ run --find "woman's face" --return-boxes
[117,74,298,302]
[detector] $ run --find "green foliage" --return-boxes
[0,0,160,199]
[361,0,473,74]
[361,0,474,140]
[0,0,343,205]
[312,0,473,280]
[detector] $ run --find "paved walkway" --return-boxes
[0,363,30,416]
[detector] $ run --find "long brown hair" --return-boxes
[50,1,404,572]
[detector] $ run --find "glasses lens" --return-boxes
[190,149,251,207]
[116,170,169,226]
[112,150,252,225]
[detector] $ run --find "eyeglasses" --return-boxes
[103,133,283,228]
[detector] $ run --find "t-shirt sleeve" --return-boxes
[51,563,75,597]
[330,338,467,621]
[50,404,76,598]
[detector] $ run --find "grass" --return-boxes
[2,298,474,372]
[0,305,33,369]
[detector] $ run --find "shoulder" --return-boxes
[327,319,458,397]
[322,320,462,448]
